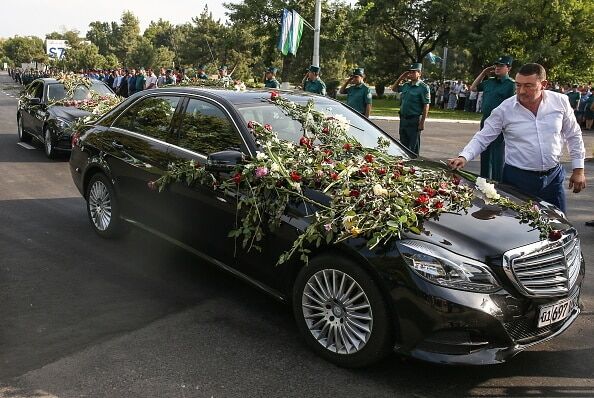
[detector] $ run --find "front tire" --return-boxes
[17,115,31,143]
[86,173,125,238]
[292,254,392,368]
[43,127,56,159]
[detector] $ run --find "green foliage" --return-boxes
[63,43,106,71]
[3,36,47,65]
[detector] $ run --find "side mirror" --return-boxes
[206,150,244,172]
[29,97,42,105]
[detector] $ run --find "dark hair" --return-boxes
[518,63,546,81]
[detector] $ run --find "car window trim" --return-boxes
[109,92,185,141]
[176,93,254,158]
[109,126,175,151]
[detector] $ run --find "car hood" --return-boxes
[49,106,91,121]
[401,158,571,261]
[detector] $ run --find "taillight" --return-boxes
[71,131,81,148]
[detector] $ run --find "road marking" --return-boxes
[17,142,36,150]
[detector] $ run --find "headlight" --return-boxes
[397,240,500,293]
[55,118,72,130]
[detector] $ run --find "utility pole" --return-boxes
[312,0,321,67]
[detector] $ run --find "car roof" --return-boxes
[143,86,335,107]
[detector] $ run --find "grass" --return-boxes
[338,97,483,121]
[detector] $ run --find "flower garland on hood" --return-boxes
[153,93,557,265]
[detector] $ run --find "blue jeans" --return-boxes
[501,164,566,212]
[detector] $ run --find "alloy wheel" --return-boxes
[301,268,373,355]
[88,180,112,231]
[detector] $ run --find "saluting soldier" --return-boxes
[264,67,281,88]
[302,65,326,95]
[339,67,372,117]
[196,64,208,80]
[391,63,430,155]
[469,55,516,181]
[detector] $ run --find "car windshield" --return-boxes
[236,99,409,158]
[47,81,114,102]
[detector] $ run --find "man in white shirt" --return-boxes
[145,68,158,89]
[449,63,586,212]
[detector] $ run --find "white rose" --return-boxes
[373,183,388,197]
[270,163,280,172]
[256,152,268,160]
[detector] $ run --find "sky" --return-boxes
[0,0,235,39]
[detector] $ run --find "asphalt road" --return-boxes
[0,71,593,398]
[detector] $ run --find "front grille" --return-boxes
[504,317,562,344]
[503,231,581,297]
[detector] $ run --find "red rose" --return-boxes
[322,127,329,134]
[322,149,333,156]
[264,124,273,131]
[548,230,562,241]
[360,165,370,174]
[299,136,312,148]
[343,143,352,151]
[329,172,339,181]
[350,189,360,197]
[232,172,242,184]
[434,201,444,209]
[270,91,279,100]
[364,154,374,163]
[423,187,437,197]
[247,121,255,129]
[416,193,430,205]
[438,188,448,195]
[290,170,302,182]
[452,176,461,185]
[377,168,387,175]
[409,167,416,174]
[393,171,401,179]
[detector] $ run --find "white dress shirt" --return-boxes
[460,90,585,171]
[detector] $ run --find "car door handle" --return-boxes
[111,140,124,149]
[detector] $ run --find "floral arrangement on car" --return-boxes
[152,93,558,265]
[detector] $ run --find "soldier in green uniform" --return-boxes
[339,67,372,117]
[566,84,581,118]
[302,65,326,95]
[264,67,281,88]
[391,63,430,155]
[469,55,516,181]
[196,64,208,80]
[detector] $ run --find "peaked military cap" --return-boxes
[494,56,513,66]
[218,65,228,71]
[306,65,320,73]
[408,63,422,71]
[351,67,365,76]
[197,64,206,69]
[266,67,278,74]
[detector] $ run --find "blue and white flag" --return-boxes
[426,52,443,64]
[278,9,304,56]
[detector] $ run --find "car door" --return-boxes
[20,81,44,137]
[166,96,253,266]
[104,94,183,231]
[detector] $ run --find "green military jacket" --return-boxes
[265,78,281,89]
[197,73,208,80]
[478,75,515,119]
[304,78,326,95]
[346,83,372,115]
[566,91,581,109]
[398,80,430,117]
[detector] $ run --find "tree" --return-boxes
[113,11,141,66]
[63,43,106,70]
[144,19,176,49]
[87,22,115,55]
[3,36,47,65]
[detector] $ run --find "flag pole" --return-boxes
[312,0,321,67]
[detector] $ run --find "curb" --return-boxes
[370,115,480,124]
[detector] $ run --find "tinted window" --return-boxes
[113,96,181,141]
[237,99,409,158]
[27,82,43,99]
[177,98,242,154]
[47,82,114,102]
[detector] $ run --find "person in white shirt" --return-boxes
[449,63,586,212]
[145,68,158,89]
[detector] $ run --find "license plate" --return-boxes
[537,291,579,328]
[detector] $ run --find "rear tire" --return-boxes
[17,115,31,143]
[86,173,125,238]
[292,254,392,368]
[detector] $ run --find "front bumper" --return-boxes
[390,259,584,365]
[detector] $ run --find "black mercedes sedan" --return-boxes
[69,87,584,367]
[17,78,114,158]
